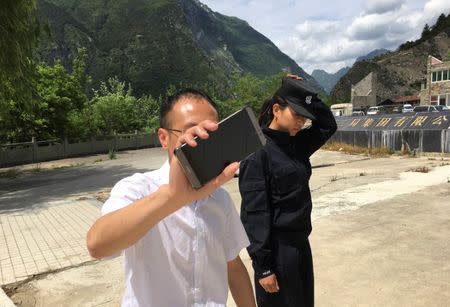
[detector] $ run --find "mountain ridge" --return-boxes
[36,0,324,97]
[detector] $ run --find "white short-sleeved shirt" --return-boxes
[102,160,250,307]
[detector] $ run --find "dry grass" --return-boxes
[95,190,111,203]
[409,166,430,173]
[322,142,393,157]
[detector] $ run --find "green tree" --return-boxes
[421,24,431,38]
[0,0,40,103]
[444,50,450,61]
[34,49,90,139]
[0,49,90,142]
[222,71,285,117]
[80,78,147,137]
[0,0,41,143]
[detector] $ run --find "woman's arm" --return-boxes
[296,99,337,157]
[239,151,274,279]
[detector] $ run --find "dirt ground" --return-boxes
[3,150,450,307]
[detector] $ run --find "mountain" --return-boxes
[311,49,390,94]
[36,0,323,97]
[355,48,390,62]
[330,13,450,103]
[311,67,350,94]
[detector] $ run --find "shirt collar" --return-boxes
[262,126,294,145]
[157,159,218,200]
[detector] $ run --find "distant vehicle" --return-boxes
[413,105,439,113]
[391,104,414,113]
[434,105,450,112]
[402,104,414,113]
[332,110,343,116]
[352,110,365,116]
[367,106,384,115]
[331,103,353,117]
[392,106,402,113]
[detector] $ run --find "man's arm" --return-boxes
[87,184,175,258]
[228,256,256,307]
[86,120,239,259]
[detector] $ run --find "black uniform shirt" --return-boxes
[239,100,337,278]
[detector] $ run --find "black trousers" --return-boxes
[254,238,314,307]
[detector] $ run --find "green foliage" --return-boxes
[400,13,450,51]
[35,49,90,138]
[108,149,117,160]
[444,50,450,61]
[68,77,161,139]
[35,0,323,98]
[0,48,89,142]
[82,78,142,137]
[211,71,285,119]
[2,53,320,144]
[0,0,40,104]
[421,24,431,38]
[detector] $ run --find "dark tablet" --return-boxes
[174,107,266,189]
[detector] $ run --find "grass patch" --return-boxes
[322,142,393,157]
[30,163,42,173]
[0,168,20,179]
[108,150,117,160]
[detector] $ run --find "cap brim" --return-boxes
[287,101,316,121]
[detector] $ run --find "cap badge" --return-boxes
[305,96,312,104]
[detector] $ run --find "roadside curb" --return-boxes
[312,157,371,169]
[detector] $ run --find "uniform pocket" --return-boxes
[273,166,301,195]
[240,180,267,212]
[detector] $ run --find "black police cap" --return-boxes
[275,77,317,121]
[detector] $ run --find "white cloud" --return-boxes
[364,0,404,15]
[348,13,395,41]
[423,0,450,23]
[201,0,450,74]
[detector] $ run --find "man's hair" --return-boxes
[159,88,218,129]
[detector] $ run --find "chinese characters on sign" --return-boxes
[337,113,450,131]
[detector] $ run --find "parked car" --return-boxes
[392,104,414,113]
[366,106,384,115]
[402,104,414,113]
[434,105,449,112]
[352,110,365,116]
[413,105,439,113]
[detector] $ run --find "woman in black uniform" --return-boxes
[239,76,337,307]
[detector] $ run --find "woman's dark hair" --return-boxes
[159,88,218,128]
[258,95,289,126]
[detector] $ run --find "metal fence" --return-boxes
[333,112,450,153]
[0,133,161,167]
[330,129,450,153]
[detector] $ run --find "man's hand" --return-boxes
[167,120,240,208]
[259,274,279,293]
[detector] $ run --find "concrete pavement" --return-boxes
[1,148,449,306]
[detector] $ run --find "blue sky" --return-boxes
[200,0,450,74]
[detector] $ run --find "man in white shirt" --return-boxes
[87,89,256,307]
